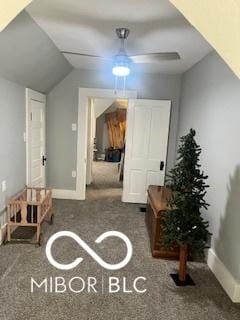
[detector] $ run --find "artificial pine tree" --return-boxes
[163,129,210,285]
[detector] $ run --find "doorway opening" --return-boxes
[86,98,128,200]
[77,88,171,203]
[77,88,137,201]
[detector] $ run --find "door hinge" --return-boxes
[30,112,33,121]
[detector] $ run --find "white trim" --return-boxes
[52,189,80,200]
[77,88,137,200]
[25,88,46,187]
[207,248,240,302]
[0,223,7,245]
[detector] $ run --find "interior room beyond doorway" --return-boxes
[86,98,128,199]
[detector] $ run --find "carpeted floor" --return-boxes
[0,161,240,319]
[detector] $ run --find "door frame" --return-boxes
[25,88,46,186]
[77,88,137,200]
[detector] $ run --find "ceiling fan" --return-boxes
[61,28,180,76]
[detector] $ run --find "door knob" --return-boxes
[160,161,165,171]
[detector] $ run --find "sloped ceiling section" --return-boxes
[170,0,240,79]
[26,0,212,74]
[0,0,33,31]
[0,11,73,93]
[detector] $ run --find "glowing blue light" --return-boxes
[112,65,130,77]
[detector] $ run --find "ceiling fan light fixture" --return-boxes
[112,28,132,77]
[112,53,131,77]
[112,65,130,77]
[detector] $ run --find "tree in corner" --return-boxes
[163,129,210,285]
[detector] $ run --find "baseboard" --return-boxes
[52,189,84,200]
[207,248,240,302]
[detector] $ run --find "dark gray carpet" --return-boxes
[0,161,239,320]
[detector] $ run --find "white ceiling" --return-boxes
[26,0,212,74]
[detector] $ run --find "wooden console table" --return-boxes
[146,185,179,259]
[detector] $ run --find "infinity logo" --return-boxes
[46,231,133,270]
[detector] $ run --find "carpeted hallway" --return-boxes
[0,161,240,320]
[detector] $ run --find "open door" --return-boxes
[122,99,171,203]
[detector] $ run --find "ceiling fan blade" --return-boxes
[130,52,180,63]
[61,51,112,61]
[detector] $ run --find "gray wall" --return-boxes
[0,11,72,93]
[96,114,109,154]
[47,69,182,190]
[178,51,240,281]
[0,77,26,226]
[0,10,72,229]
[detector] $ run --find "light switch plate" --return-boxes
[72,123,77,131]
[72,171,77,178]
[2,181,6,192]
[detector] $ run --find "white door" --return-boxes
[122,99,171,203]
[26,89,46,187]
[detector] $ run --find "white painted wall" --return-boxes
[178,51,240,287]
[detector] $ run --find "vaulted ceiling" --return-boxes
[26,0,212,74]
[1,1,239,78]
[0,11,72,93]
